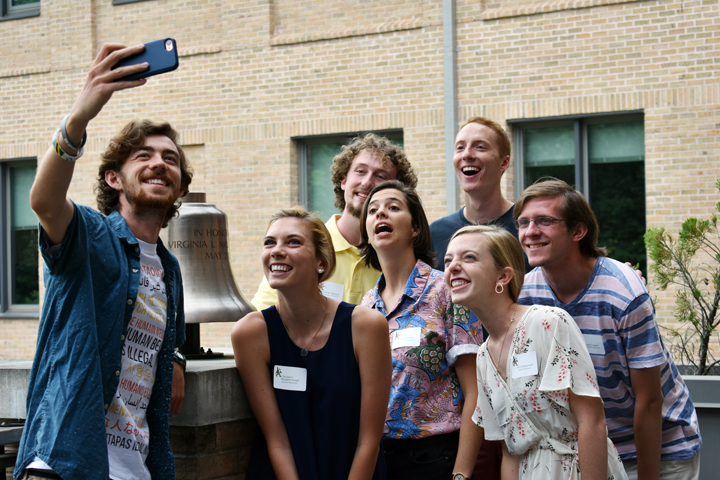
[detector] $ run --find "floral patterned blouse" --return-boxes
[472,305,627,480]
[362,260,483,439]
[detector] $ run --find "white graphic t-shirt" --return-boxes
[107,239,167,480]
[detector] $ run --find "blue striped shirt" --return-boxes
[518,257,701,461]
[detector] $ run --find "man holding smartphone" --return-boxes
[15,43,191,480]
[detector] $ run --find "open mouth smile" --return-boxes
[461,166,480,176]
[374,222,393,235]
[450,279,470,289]
[270,264,292,273]
[144,177,169,187]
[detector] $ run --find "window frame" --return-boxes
[1,0,40,21]
[295,129,404,215]
[0,157,40,318]
[509,111,644,201]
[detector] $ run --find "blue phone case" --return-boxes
[113,38,179,82]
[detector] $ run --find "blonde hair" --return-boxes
[449,225,525,302]
[267,206,336,283]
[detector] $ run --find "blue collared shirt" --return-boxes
[15,204,185,480]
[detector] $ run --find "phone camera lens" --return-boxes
[165,40,173,52]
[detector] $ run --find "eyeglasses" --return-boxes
[514,216,566,229]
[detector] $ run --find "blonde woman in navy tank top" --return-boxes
[231,207,392,480]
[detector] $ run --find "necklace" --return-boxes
[490,304,519,368]
[278,296,328,357]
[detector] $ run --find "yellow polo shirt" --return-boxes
[250,215,382,310]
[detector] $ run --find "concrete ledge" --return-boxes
[0,360,32,419]
[0,358,253,427]
[170,358,254,427]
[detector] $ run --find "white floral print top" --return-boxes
[472,305,627,480]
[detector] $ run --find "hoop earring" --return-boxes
[495,283,504,294]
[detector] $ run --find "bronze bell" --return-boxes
[167,192,255,356]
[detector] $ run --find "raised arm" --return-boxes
[30,43,150,244]
[349,306,392,480]
[568,390,608,480]
[452,353,483,478]
[230,312,299,480]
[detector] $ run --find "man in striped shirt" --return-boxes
[514,178,701,480]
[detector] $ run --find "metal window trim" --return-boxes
[1,0,40,20]
[1,158,39,314]
[511,111,644,200]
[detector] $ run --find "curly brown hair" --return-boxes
[95,120,193,228]
[330,133,417,212]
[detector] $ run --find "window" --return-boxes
[510,113,647,274]
[1,159,39,315]
[296,130,404,222]
[1,0,40,20]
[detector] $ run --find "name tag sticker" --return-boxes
[320,281,344,301]
[392,327,422,349]
[273,365,307,391]
[582,334,606,356]
[511,351,539,378]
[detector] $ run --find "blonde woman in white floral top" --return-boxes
[443,225,627,480]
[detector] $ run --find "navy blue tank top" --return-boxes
[246,301,385,479]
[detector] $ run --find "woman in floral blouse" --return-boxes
[443,224,627,480]
[358,180,483,480]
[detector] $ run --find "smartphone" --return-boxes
[113,38,179,82]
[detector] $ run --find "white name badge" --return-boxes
[320,281,344,301]
[273,365,307,391]
[583,334,606,356]
[511,351,539,378]
[391,327,422,349]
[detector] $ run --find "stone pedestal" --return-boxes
[0,358,256,480]
[169,359,257,480]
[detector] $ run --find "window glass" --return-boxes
[309,142,345,222]
[589,121,646,273]
[523,126,575,186]
[516,116,646,276]
[12,0,39,5]
[9,163,39,305]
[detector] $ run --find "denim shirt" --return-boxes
[15,204,186,480]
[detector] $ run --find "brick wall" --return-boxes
[1,0,718,359]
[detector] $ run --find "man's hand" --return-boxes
[625,262,647,286]
[170,362,185,416]
[30,43,152,245]
[64,43,150,144]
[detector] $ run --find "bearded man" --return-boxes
[15,43,192,480]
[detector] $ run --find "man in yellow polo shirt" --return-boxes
[252,133,417,309]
